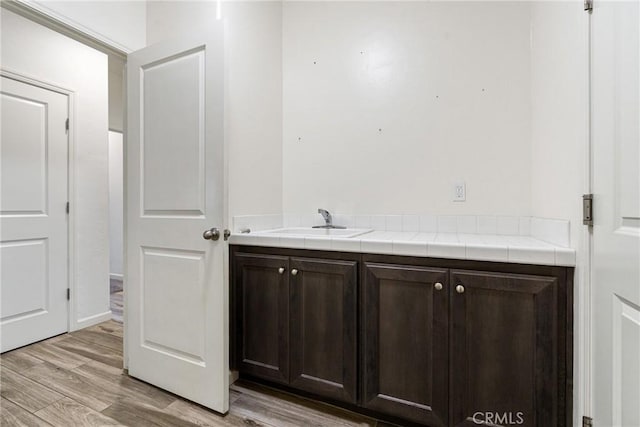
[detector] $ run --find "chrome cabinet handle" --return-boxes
[456,284,465,294]
[434,282,443,291]
[291,269,298,276]
[278,267,285,275]
[203,228,220,240]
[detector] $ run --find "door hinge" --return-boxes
[583,194,593,226]
[584,0,593,12]
[583,416,593,427]
[65,118,69,133]
[66,288,70,300]
[65,202,70,214]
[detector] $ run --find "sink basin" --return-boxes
[258,227,373,238]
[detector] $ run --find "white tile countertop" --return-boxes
[229,229,576,267]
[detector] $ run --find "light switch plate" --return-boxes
[453,181,466,202]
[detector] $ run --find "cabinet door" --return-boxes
[234,253,289,383]
[362,262,449,426]
[450,270,560,427]
[289,257,358,403]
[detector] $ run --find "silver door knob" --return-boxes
[278,267,285,275]
[434,282,443,291]
[456,284,465,294]
[291,269,298,276]
[203,228,220,240]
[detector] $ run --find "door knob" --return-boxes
[456,284,465,294]
[434,282,443,291]
[203,228,220,241]
[223,229,231,241]
[291,269,298,276]
[278,267,285,275]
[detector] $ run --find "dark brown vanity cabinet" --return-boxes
[232,247,572,427]
[232,249,358,404]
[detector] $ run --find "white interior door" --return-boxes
[591,2,640,426]
[126,25,228,412]
[0,76,69,352]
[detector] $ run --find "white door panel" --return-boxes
[1,93,48,214]
[591,2,640,426]
[142,48,206,216]
[126,25,227,412]
[0,76,69,352]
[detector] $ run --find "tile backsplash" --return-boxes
[231,214,283,233]
[231,213,571,247]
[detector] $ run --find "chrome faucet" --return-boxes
[318,209,332,226]
[313,209,346,229]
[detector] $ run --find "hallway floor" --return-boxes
[110,278,123,323]
[0,321,388,427]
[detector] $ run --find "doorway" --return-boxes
[108,130,124,323]
[107,51,125,324]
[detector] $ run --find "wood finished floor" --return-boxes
[0,320,392,427]
[109,279,123,323]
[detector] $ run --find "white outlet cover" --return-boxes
[453,181,466,202]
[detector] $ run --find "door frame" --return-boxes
[0,68,79,333]
[579,8,594,425]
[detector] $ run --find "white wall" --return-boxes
[109,131,123,280]
[529,4,588,426]
[531,2,587,250]
[146,0,284,220]
[1,9,111,328]
[282,1,532,216]
[29,0,146,52]
[12,1,131,132]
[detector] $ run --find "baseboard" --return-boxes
[73,310,113,331]
[110,273,123,281]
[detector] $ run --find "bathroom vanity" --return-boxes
[230,229,573,427]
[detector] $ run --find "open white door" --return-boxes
[591,1,640,426]
[126,25,228,412]
[1,76,69,352]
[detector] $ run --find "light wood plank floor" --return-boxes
[0,321,394,427]
[109,279,123,323]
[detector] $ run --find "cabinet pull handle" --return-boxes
[291,269,298,276]
[434,282,443,291]
[278,267,285,275]
[456,284,465,294]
